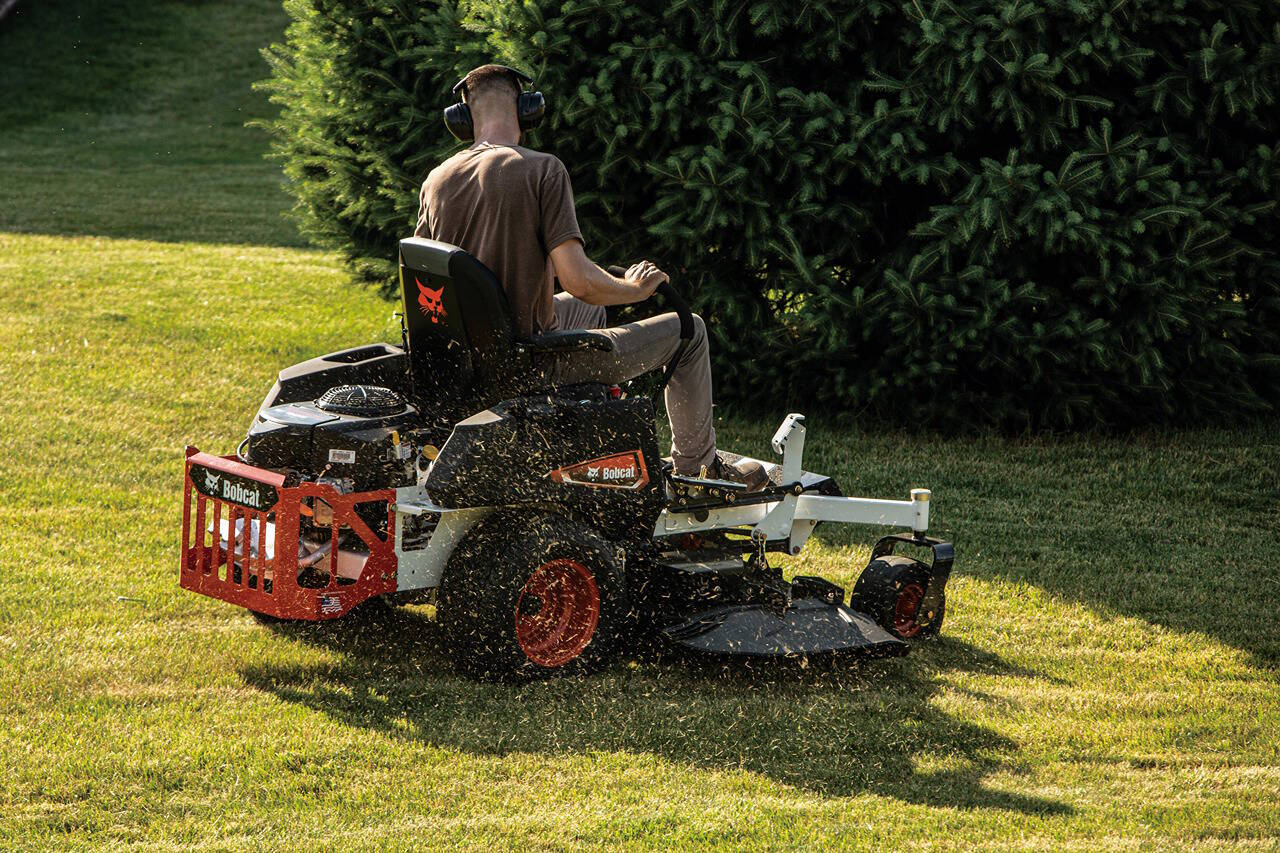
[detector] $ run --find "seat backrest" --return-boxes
[398,237,523,413]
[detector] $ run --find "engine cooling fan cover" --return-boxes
[315,384,407,417]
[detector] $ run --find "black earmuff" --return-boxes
[443,65,545,142]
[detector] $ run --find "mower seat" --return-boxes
[398,237,613,414]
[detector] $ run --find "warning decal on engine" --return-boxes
[328,449,356,464]
[548,451,649,491]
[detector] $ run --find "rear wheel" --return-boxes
[850,555,944,640]
[438,512,627,680]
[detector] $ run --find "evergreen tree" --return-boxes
[259,0,1280,429]
[257,0,489,284]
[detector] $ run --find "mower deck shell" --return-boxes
[662,600,907,658]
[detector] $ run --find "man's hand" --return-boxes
[624,260,668,299]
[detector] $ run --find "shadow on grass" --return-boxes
[792,426,1280,669]
[240,604,1072,815]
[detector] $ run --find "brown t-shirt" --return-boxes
[416,144,583,340]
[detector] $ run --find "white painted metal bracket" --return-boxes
[753,413,806,551]
[656,412,933,550]
[392,486,491,592]
[772,413,806,485]
[656,491,930,540]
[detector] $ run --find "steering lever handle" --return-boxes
[605,265,694,401]
[655,281,694,343]
[605,266,693,342]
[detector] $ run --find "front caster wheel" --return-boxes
[850,554,945,640]
[438,511,628,681]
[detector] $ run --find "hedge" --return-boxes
[258,0,1280,429]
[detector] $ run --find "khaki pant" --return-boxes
[547,292,716,473]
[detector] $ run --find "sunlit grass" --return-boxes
[2,231,1278,847]
[2,0,1279,846]
[0,0,300,247]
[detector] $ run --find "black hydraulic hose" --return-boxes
[397,310,415,404]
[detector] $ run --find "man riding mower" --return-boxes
[178,65,955,680]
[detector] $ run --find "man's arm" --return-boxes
[415,174,434,238]
[550,239,668,306]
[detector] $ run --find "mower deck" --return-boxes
[662,600,906,658]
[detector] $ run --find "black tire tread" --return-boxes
[850,554,944,640]
[437,510,627,681]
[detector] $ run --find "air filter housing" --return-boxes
[316,384,407,417]
[248,385,420,490]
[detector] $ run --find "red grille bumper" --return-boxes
[180,446,397,620]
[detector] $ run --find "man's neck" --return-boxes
[471,121,521,148]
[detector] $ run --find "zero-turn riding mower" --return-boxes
[180,237,955,679]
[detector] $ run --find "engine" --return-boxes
[245,384,423,491]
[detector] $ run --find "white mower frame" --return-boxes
[387,413,936,594]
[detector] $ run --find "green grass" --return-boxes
[2,1,1280,849]
[0,0,301,247]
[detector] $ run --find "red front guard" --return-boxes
[180,447,397,620]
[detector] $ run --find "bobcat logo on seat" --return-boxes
[416,278,447,324]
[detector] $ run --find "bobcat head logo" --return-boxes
[587,466,600,478]
[203,470,221,493]
[416,278,447,324]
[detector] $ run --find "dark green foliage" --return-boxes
[260,0,1280,429]
[256,1,489,282]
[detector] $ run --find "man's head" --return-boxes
[460,64,522,125]
[443,64,544,142]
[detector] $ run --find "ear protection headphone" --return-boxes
[443,66,545,142]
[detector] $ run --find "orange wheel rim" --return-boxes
[514,558,601,667]
[894,582,926,638]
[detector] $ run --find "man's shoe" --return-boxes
[706,452,770,492]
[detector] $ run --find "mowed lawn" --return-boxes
[3,1,1280,849]
[0,0,301,247]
